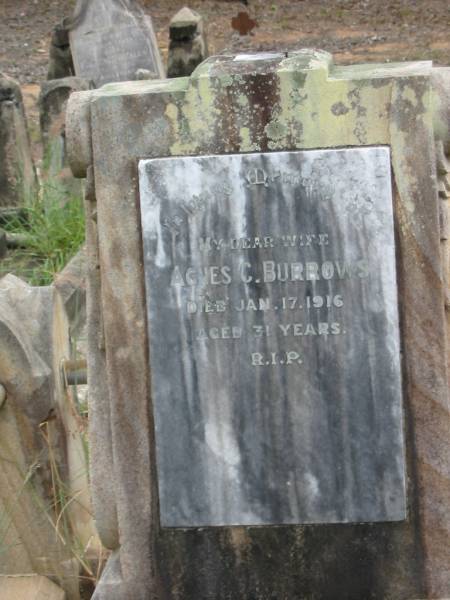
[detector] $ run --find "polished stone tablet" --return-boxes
[139,147,406,528]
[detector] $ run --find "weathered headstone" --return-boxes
[47,20,75,81]
[0,75,36,209]
[67,51,450,599]
[167,7,208,78]
[69,0,165,87]
[39,77,91,184]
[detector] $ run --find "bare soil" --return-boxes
[0,0,449,86]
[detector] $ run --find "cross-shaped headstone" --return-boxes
[231,11,257,36]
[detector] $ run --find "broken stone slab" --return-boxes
[69,0,165,87]
[0,75,37,208]
[47,20,75,80]
[168,7,208,78]
[0,274,97,598]
[39,77,92,182]
[0,575,66,599]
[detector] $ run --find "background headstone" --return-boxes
[39,76,92,189]
[167,7,208,78]
[69,0,165,87]
[47,20,75,81]
[0,75,36,209]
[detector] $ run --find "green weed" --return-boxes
[1,180,85,285]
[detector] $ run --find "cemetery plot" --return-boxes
[139,147,406,528]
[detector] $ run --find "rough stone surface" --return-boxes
[0,75,36,208]
[168,7,207,78]
[140,147,406,528]
[68,51,450,599]
[69,0,165,87]
[47,20,75,81]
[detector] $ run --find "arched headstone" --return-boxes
[69,0,165,87]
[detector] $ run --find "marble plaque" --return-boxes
[139,148,406,528]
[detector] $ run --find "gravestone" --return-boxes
[167,7,208,78]
[47,20,75,80]
[67,51,450,599]
[69,0,164,88]
[0,75,36,209]
[39,76,91,188]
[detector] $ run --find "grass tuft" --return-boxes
[1,180,85,286]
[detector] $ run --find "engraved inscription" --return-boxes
[139,148,406,528]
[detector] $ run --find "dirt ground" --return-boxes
[0,0,449,85]
[0,0,449,155]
